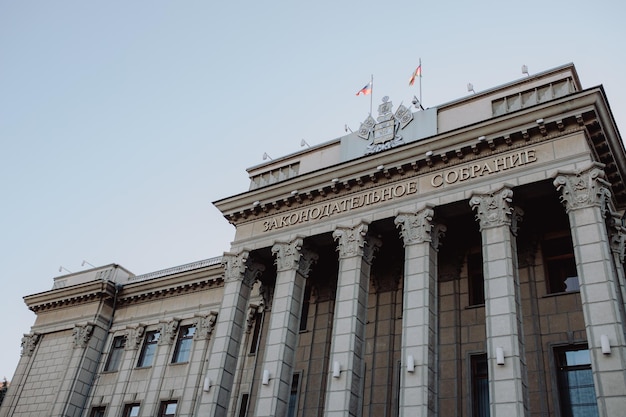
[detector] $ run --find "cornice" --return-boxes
[216,88,624,222]
[24,280,117,313]
[118,268,224,306]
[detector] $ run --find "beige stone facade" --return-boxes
[2,63,626,417]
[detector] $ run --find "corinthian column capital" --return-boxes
[553,164,612,217]
[470,186,516,231]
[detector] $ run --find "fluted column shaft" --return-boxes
[255,238,317,417]
[395,207,445,417]
[554,166,626,417]
[470,187,528,417]
[324,222,381,417]
[200,251,264,417]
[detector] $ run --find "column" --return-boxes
[324,222,381,417]
[554,165,626,417]
[470,186,528,417]
[395,206,446,417]
[255,238,318,417]
[199,251,264,417]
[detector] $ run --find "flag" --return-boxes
[356,82,372,96]
[409,65,422,86]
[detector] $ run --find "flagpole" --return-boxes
[370,74,374,115]
[419,58,422,109]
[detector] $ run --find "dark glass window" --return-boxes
[299,286,311,332]
[172,325,195,363]
[471,354,489,417]
[543,236,579,294]
[103,336,125,372]
[555,346,599,417]
[158,400,177,417]
[89,406,106,417]
[468,252,485,305]
[137,330,160,367]
[249,313,262,355]
[287,373,301,417]
[238,393,249,417]
[123,404,140,417]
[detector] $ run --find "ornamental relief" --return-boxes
[194,311,218,340]
[21,333,40,356]
[159,319,180,345]
[553,165,612,217]
[73,323,94,349]
[125,325,145,350]
[470,187,514,230]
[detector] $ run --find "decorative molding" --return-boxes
[223,251,250,283]
[124,325,146,350]
[470,187,514,230]
[395,207,447,250]
[333,222,369,259]
[609,215,626,264]
[272,238,303,272]
[553,164,612,217]
[159,319,181,345]
[73,323,94,349]
[243,262,266,288]
[259,283,273,311]
[129,256,222,283]
[298,248,319,278]
[21,333,40,356]
[194,311,218,340]
[245,304,262,334]
[363,235,383,264]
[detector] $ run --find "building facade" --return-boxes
[2,63,626,417]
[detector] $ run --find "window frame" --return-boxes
[554,345,599,417]
[103,335,126,372]
[89,406,106,417]
[467,250,485,306]
[158,400,178,417]
[542,233,579,294]
[470,353,489,417]
[137,330,160,368]
[122,403,140,417]
[171,325,196,364]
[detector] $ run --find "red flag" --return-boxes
[356,82,372,96]
[409,65,422,86]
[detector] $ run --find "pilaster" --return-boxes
[395,206,445,417]
[324,222,381,417]
[554,166,626,417]
[470,186,528,417]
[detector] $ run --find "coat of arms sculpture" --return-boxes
[358,96,413,155]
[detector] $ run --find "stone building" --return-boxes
[2,63,626,417]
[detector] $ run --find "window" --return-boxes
[103,336,125,372]
[137,330,160,367]
[555,346,599,417]
[172,325,195,363]
[543,235,579,294]
[158,400,177,417]
[471,354,489,417]
[123,404,140,417]
[299,286,311,331]
[249,312,262,355]
[237,393,249,417]
[287,373,301,417]
[89,406,106,417]
[468,252,485,305]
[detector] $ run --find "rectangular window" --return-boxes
[237,393,249,417]
[249,313,262,355]
[543,235,579,294]
[104,336,126,372]
[299,286,311,332]
[471,354,489,417]
[123,404,140,417]
[137,330,160,368]
[158,400,177,417]
[89,406,106,417]
[468,252,485,306]
[555,346,599,417]
[172,325,196,363]
[287,373,301,417]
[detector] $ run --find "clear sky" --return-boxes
[1,0,625,380]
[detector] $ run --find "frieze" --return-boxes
[258,147,539,233]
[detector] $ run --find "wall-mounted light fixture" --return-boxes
[406,355,415,373]
[203,376,212,392]
[332,361,342,378]
[478,136,486,142]
[601,334,611,355]
[425,151,433,157]
[262,370,271,385]
[496,347,505,365]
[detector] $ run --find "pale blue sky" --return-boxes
[1,0,625,379]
